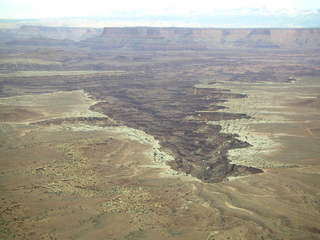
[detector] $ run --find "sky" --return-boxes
[0,0,319,19]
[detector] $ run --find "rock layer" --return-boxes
[1,25,102,42]
[97,27,320,49]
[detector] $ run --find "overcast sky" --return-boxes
[0,0,319,19]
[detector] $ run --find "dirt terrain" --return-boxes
[0,27,320,239]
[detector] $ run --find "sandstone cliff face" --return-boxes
[6,26,103,41]
[2,26,319,49]
[98,27,320,49]
[96,27,208,50]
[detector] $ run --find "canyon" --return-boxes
[0,26,320,239]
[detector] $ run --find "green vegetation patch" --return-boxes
[0,217,15,240]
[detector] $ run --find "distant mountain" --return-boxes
[99,8,320,28]
[1,8,319,28]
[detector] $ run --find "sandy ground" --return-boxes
[206,77,320,169]
[1,81,320,239]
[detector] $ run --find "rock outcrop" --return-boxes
[95,27,320,49]
[2,26,319,49]
[1,25,102,42]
